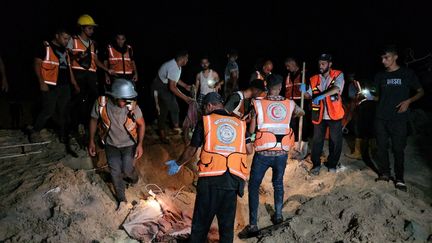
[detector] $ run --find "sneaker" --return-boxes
[395,180,407,192]
[375,174,390,182]
[238,225,259,239]
[271,214,284,225]
[309,166,321,176]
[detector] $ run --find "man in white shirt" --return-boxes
[153,51,193,143]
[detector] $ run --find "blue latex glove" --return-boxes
[312,95,325,105]
[299,83,307,93]
[165,160,181,175]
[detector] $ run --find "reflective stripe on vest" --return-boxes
[310,69,345,124]
[253,98,295,151]
[199,113,248,180]
[71,37,97,72]
[285,72,303,100]
[41,41,61,86]
[107,45,134,75]
[97,96,138,144]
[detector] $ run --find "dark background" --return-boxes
[0,0,430,123]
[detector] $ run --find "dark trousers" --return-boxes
[374,118,407,180]
[157,87,180,130]
[311,119,343,169]
[33,84,71,138]
[105,144,138,202]
[70,70,98,131]
[190,179,238,243]
[291,99,312,142]
[248,153,287,226]
[354,101,376,139]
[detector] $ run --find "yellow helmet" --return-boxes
[77,14,97,26]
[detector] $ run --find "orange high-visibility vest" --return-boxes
[199,113,249,180]
[310,69,345,124]
[97,96,138,144]
[107,44,134,75]
[252,98,295,151]
[40,41,70,86]
[285,72,304,100]
[71,36,97,72]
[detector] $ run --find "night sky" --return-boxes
[1,0,430,120]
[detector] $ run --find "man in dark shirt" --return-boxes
[165,92,253,243]
[31,29,79,155]
[374,45,424,191]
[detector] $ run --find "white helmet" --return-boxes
[107,79,137,99]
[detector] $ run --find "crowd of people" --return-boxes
[0,14,425,243]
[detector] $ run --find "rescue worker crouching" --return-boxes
[88,79,145,210]
[239,74,304,238]
[165,92,253,243]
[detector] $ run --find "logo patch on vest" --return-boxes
[217,123,236,144]
[267,103,287,121]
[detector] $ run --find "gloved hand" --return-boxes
[312,94,325,105]
[165,160,181,175]
[299,83,307,93]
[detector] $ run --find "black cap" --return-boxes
[319,53,332,62]
[202,92,223,105]
[266,74,283,88]
[250,79,266,91]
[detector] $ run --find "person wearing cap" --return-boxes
[373,45,424,191]
[239,74,304,238]
[88,79,145,210]
[68,14,115,143]
[165,92,253,243]
[224,79,266,120]
[299,54,345,175]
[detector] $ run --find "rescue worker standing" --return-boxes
[374,45,424,191]
[31,29,79,150]
[239,74,304,237]
[88,79,145,209]
[165,92,253,243]
[285,57,312,156]
[68,14,114,139]
[104,33,138,84]
[300,54,345,175]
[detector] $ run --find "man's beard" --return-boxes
[320,67,329,74]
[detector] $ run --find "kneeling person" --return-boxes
[240,74,304,237]
[88,79,145,208]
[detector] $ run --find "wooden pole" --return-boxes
[297,62,306,152]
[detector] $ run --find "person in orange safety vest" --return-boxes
[299,53,345,175]
[165,92,253,243]
[239,74,304,238]
[30,28,80,157]
[104,33,138,84]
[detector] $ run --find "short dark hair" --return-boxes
[55,28,69,35]
[227,49,238,57]
[285,57,298,64]
[175,50,189,60]
[381,45,398,55]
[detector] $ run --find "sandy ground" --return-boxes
[0,119,431,242]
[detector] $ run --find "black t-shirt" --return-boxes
[374,67,421,121]
[190,109,251,195]
[35,41,70,85]
[224,92,251,115]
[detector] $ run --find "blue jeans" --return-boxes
[248,153,288,225]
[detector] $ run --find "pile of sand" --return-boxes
[0,126,431,242]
